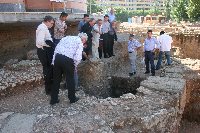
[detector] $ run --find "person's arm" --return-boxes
[82,51,89,60]
[93,25,100,34]
[154,37,161,49]
[80,23,87,33]
[135,40,142,50]
[78,21,82,32]
[114,32,118,41]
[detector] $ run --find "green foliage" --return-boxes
[86,0,101,14]
[114,7,162,22]
[187,0,200,21]
[171,0,189,22]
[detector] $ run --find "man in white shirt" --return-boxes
[36,16,55,95]
[156,31,173,70]
[92,19,102,59]
[50,33,88,105]
[53,12,68,45]
[108,7,115,22]
[128,34,141,76]
[102,15,111,58]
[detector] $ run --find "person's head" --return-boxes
[104,15,109,21]
[83,14,89,22]
[129,34,134,40]
[160,31,165,35]
[43,16,54,28]
[111,21,116,26]
[97,19,103,26]
[110,8,114,14]
[78,32,88,44]
[147,30,153,38]
[88,18,96,27]
[60,12,68,21]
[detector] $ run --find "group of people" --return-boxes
[78,12,117,59]
[36,9,117,105]
[128,30,173,77]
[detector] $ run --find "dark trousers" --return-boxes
[98,39,103,59]
[85,39,92,56]
[37,48,53,94]
[102,33,109,57]
[145,51,155,74]
[108,34,115,56]
[51,54,76,103]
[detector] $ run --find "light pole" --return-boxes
[90,0,92,14]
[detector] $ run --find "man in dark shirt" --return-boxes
[81,18,96,56]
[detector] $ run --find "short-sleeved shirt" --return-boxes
[54,18,66,39]
[128,39,141,52]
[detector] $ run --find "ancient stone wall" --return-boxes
[0,22,79,64]
[0,22,38,64]
[171,34,200,59]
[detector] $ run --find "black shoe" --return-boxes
[104,56,109,58]
[155,68,160,70]
[144,71,150,74]
[70,97,79,104]
[151,73,155,76]
[112,54,115,56]
[134,72,136,74]
[50,99,60,105]
[129,73,133,76]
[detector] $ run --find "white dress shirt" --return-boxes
[102,21,110,34]
[52,36,83,67]
[36,22,52,49]
[157,34,173,51]
[128,39,141,52]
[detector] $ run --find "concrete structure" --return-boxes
[0,12,102,23]
[96,0,165,11]
[0,0,87,13]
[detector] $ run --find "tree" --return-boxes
[187,0,200,21]
[171,0,189,22]
[86,0,101,14]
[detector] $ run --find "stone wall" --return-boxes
[171,34,200,59]
[0,22,38,64]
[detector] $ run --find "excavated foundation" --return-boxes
[0,33,200,132]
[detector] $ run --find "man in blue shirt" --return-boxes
[78,14,89,32]
[144,30,160,76]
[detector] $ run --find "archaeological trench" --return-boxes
[0,22,200,132]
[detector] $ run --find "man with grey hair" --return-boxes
[50,33,88,105]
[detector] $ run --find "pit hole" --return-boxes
[110,76,145,98]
